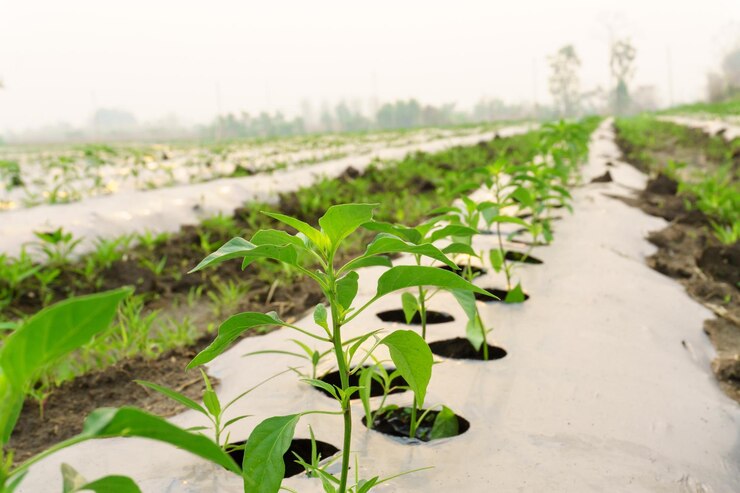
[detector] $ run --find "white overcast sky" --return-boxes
[1,0,738,131]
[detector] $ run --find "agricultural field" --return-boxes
[1,106,738,492]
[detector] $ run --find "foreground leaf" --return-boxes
[381,330,432,408]
[375,266,492,298]
[242,414,300,493]
[319,203,376,248]
[188,312,284,368]
[430,406,459,440]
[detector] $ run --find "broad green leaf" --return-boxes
[442,242,477,256]
[430,406,459,440]
[250,229,306,249]
[358,367,375,429]
[189,237,252,272]
[262,211,327,250]
[375,266,492,298]
[364,234,456,269]
[62,464,142,493]
[510,186,534,207]
[401,292,419,324]
[188,312,284,368]
[0,369,22,445]
[134,380,207,415]
[487,215,529,227]
[80,407,239,474]
[339,255,393,274]
[451,290,485,351]
[465,317,485,351]
[505,283,526,303]
[362,221,420,244]
[336,271,359,311]
[450,290,477,321]
[318,203,376,248]
[357,477,381,493]
[489,249,504,272]
[242,414,300,493]
[313,304,329,331]
[428,225,478,243]
[0,288,131,391]
[381,330,432,408]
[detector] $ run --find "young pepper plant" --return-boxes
[363,216,478,339]
[187,203,491,493]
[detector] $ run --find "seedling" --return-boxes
[31,227,82,267]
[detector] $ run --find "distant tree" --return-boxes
[548,45,581,118]
[610,39,637,115]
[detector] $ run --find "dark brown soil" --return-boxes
[590,171,613,183]
[429,337,507,361]
[362,406,470,442]
[8,346,209,463]
[613,172,740,403]
[504,251,543,264]
[317,366,408,399]
[375,309,455,325]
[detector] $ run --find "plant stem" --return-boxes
[409,404,418,439]
[477,311,489,361]
[329,283,352,493]
[418,286,427,340]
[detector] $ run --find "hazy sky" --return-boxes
[1,0,738,132]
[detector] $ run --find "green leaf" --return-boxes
[489,249,504,272]
[0,288,131,391]
[375,266,493,298]
[487,215,529,227]
[336,271,359,311]
[450,290,485,351]
[358,367,375,429]
[381,330,433,408]
[430,406,459,440]
[302,378,339,400]
[250,229,306,250]
[339,255,393,274]
[80,407,239,474]
[242,414,300,493]
[504,283,526,304]
[510,186,534,207]
[313,304,328,331]
[262,211,326,250]
[401,292,420,324]
[364,234,456,268]
[362,220,420,244]
[318,203,376,248]
[428,225,478,243]
[62,464,142,493]
[134,380,207,415]
[442,242,477,257]
[188,312,284,368]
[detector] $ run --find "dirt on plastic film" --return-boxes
[658,115,740,142]
[16,120,740,492]
[610,138,740,403]
[0,124,536,260]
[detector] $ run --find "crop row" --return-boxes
[0,125,499,211]
[0,118,599,492]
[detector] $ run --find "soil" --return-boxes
[612,171,740,403]
[436,264,487,277]
[590,171,613,183]
[317,366,409,400]
[226,438,339,478]
[504,251,543,264]
[474,287,530,303]
[362,406,470,442]
[375,309,455,325]
[429,337,507,361]
[8,346,209,463]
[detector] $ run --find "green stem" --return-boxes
[418,286,427,340]
[477,310,489,361]
[409,403,418,439]
[329,277,352,493]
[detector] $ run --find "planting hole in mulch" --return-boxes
[504,251,543,264]
[227,438,339,477]
[475,287,530,303]
[436,263,487,277]
[317,365,409,399]
[429,337,507,361]
[376,309,455,325]
[362,407,470,442]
